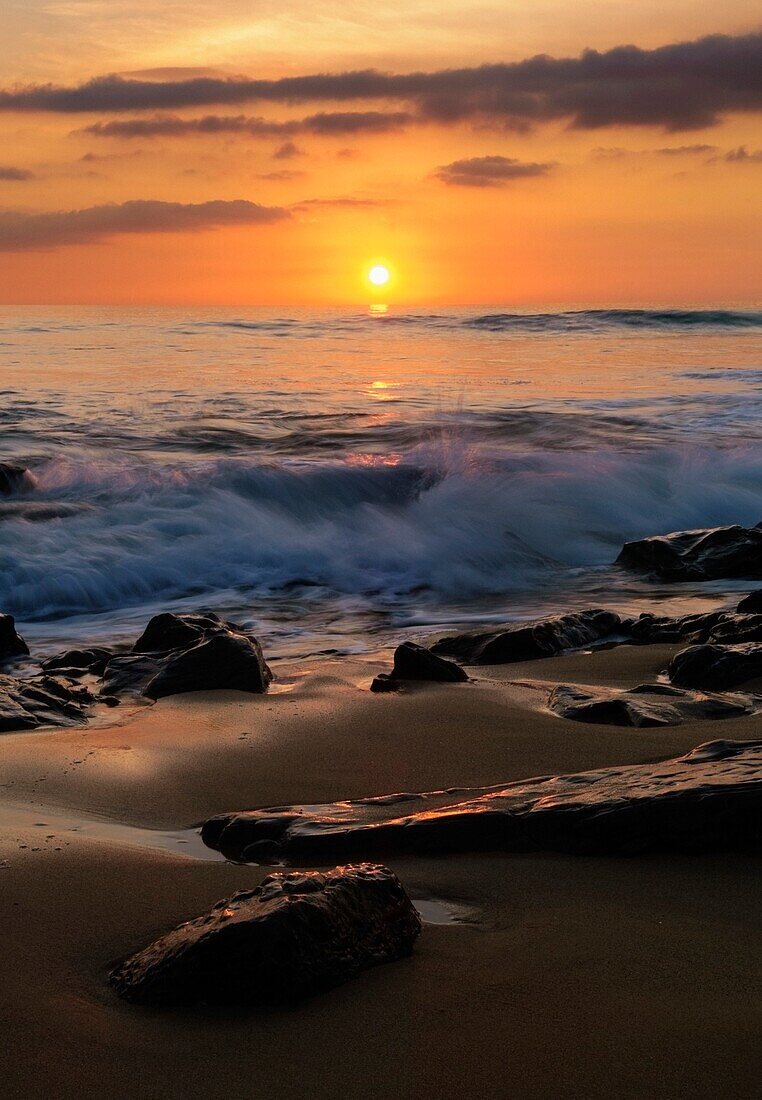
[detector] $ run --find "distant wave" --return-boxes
[462,309,762,333]
[192,308,762,338]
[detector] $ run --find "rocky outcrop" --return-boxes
[616,523,762,580]
[0,463,35,496]
[144,631,272,699]
[110,864,421,1006]
[668,643,762,690]
[42,646,115,677]
[0,613,29,664]
[203,739,762,861]
[431,609,622,665]
[371,642,468,692]
[738,590,762,613]
[548,683,753,727]
[0,673,96,732]
[99,612,273,699]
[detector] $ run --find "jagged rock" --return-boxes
[431,609,622,665]
[548,683,753,727]
[132,611,249,655]
[110,864,421,1006]
[203,739,762,861]
[0,463,35,496]
[101,654,163,697]
[144,631,272,699]
[0,613,29,664]
[621,610,723,644]
[738,591,762,613]
[99,614,272,699]
[0,674,95,732]
[668,643,762,690]
[702,614,762,644]
[42,646,115,677]
[617,523,762,580]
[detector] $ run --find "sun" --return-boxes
[368,264,390,287]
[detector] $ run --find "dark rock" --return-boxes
[0,463,36,496]
[702,613,762,644]
[132,611,249,655]
[432,609,622,665]
[42,646,115,677]
[0,613,29,664]
[620,610,724,645]
[110,863,421,1006]
[0,673,95,732]
[143,631,272,700]
[0,501,93,522]
[391,642,468,682]
[668,643,762,690]
[737,590,762,613]
[370,673,401,693]
[616,523,762,581]
[203,739,762,861]
[101,654,163,697]
[548,683,753,727]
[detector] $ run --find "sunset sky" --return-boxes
[0,2,760,305]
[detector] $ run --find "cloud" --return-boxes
[254,169,306,181]
[434,155,553,187]
[78,110,413,139]
[291,196,390,209]
[724,145,762,163]
[0,198,288,252]
[2,33,761,132]
[0,166,34,181]
[655,144,718,155]
[273,140,303,160]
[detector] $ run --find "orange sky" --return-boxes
[0,2,759,305]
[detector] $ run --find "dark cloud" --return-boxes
[655,143,718,155]
[273,140,303,160]
[254,169,307,181]
[434,155,553,187]
[2,33,761,131]
[292,196,390,208]
[724,144,762,163]
[78,110,413,139]
[0,166,34,180]
[0,198,288,251]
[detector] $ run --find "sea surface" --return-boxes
[1,304,761,659]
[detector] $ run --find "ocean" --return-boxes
[2,304,761,659]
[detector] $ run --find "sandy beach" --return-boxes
[0,642,759,1100]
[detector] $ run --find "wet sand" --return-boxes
[0,644,760,1099]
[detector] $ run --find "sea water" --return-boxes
[1,305,760,658]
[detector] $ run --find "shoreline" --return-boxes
[0,643,760,1097]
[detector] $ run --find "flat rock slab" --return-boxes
[431,609,622,665]
[617,522,762,580]
[548,683,755,727]
[203,739,762,861]
[110,864,421,1006]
